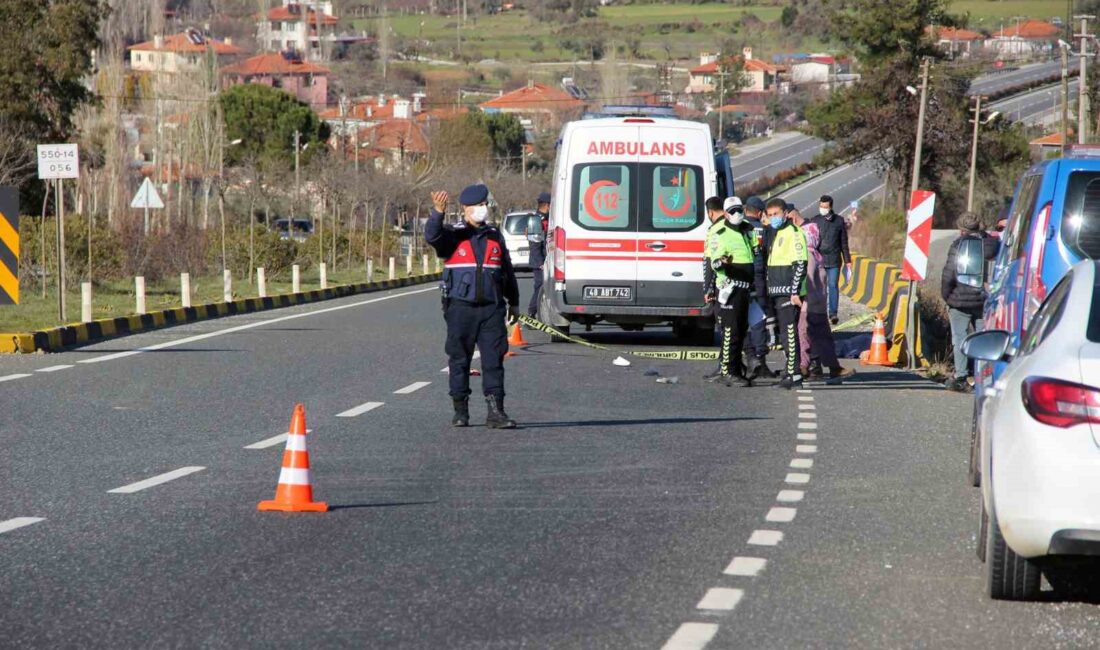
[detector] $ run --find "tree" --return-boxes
[219,84,330,169]
[833,0,955,70]
[781,5,799,28]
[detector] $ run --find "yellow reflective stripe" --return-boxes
[0,259,17,303]
[0,211,17,257]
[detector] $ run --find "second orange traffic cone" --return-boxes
[508,323,529,347]
[258,403,328,513]
[862,314,891,367]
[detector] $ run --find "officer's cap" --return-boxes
[459,184,490,206]
[537,191,551,204]
[723,196,743,213]
[744,196,766,212]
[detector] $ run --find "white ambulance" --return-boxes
[537,115,733,342]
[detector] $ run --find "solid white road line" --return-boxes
[78,286,439,365]
[748,530,783,546]
[244,433,289,449]
[785,473,811,484]
[798,422,818,430]
[766,507,797,523]
[36,365,74,373]
[777,490,804,503]
[724,556,767,577]
[108,466,205,493]
[0,517,45,534]
[696,588,744,611]
[0,373,31,383]
[394,381,430,395]
[797,433,817,441]
[662,623,719,650]
[796,445,818,454]
[790,458,814,469]
[336,401,385,418]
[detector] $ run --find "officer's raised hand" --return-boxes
[431,191,449,214]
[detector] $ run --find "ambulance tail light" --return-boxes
[553,227,567,282]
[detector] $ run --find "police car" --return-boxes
[537,114,733,342]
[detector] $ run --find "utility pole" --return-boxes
[1077,15,1095,144]
[905,57,931,370]
[967,95,983,212]
[294,129,301,216]
[716,66,728,143]
[1062,42,1070,155]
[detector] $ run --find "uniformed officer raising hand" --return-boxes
[425,184,521,429]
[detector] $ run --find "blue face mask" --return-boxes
[768,216,784,229]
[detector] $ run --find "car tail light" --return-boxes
[1022,377,1100,428]
[553,226,566,282]
[1023,202,1051,329]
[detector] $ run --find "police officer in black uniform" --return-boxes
[526,191,551,317]
[425,184,520,429]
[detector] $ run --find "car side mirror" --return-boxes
[956,238,986,288]
[963,330,1011,362]
[526,215,545,243]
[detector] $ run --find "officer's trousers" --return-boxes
[771,296,802,380]
[528,266,544,317]
[445,301,508,399]
[716,289,750,376]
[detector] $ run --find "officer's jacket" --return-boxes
[703,219,761,299]
[425,209,520,307]
[764,221,808,297]
[527,211,549,269]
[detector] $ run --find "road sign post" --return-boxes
[38,144,80,322]
[131,177,165,235]
[901,190,936,368]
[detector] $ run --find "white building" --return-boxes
[258,1,339,61]
[128,29,242,75]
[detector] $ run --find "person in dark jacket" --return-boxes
[742,195,778,378]
[811,195,852,325]
[940,212,998,393]
[526,191,551,317]
[426,184,521,428]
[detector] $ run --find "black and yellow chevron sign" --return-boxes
[0,187,19,305]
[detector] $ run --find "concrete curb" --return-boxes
[0,273,442,354]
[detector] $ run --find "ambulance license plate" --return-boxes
[584,286,632,300]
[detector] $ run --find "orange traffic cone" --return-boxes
[862,314,891,367]
[258,404,328,513]
[508,323,529,347]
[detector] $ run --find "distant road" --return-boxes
[969,58,1078,97]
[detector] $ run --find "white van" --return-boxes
[537,116,733,341]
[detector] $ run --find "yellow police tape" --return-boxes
[515,309,875,362]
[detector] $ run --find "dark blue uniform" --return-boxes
[527,211,548,317]
[425,208,520,399]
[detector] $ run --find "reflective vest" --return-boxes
[705,220,756,290]
[767,222,808,296]
[443,231,507,305]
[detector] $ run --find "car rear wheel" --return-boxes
[986,508,1042,600]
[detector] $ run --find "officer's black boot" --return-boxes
[452,398,470,427]
[485,395,517,429]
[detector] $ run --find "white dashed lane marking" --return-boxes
[0,517,45,535]
[394,381,431,395]
[766,507,797,523]
[797,396,814,402]
[336,401,385,418]
[797,445,818,454]
[747,530,783,546]
[798,422,818,430]
[696,588,745,611]
[798,403,816,410]
[244,433,289,450]
[36,365,73,373]
[790,458,814,469]
[785,472,810,484]
[0,373,31,383]
[662,623,719,650]
[107,466,205,494]
[777,490,804,503]
[798,412,817,419]
[797,433,817,441]
[724,556,767,577]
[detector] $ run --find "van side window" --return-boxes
[573,164,632,230]
[1004,175,1041,262]
[646,164,703,231]
[1060,172,1100,260]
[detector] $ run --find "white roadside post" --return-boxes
[257,267,266,297]
[320,262,328,289]
[135,276,146,315]
[389,257,396,280]
[223,269,232,302]
[422,254,429,275]
[292,264,301,293]
[180,272,191,308]
[367,258,374,281]
[406,254,413,276]
[81,282,92,323]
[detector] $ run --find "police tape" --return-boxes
[515,314,719,361]
[831,311,876,332]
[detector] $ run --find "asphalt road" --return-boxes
[970,58,1078,97]
[731,133,827,188]
[1,278,1098,648]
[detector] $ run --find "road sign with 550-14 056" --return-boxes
[37,143,80,180]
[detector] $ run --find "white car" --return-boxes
[964,259,1100,600]
[501,211,540,271]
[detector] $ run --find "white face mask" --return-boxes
[726,213,744,226]
[469,205,488,223]
[819,207,830,216]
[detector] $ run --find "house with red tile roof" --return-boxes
[686,49,783,95]
[479,81,585,130]
[318,93,428,135]
[986,19,1061,58]
[222,51,330,108]
[344,119,430,172]
[927,25,985,58]
[128,29,243,75]
[258,1,339,61]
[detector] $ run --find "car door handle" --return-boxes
[645,242,667,251]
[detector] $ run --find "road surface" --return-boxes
[970,58,1078,97]
[1,279,1098,648]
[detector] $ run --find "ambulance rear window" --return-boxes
[644,164,703,232]
[572,164,632,230]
